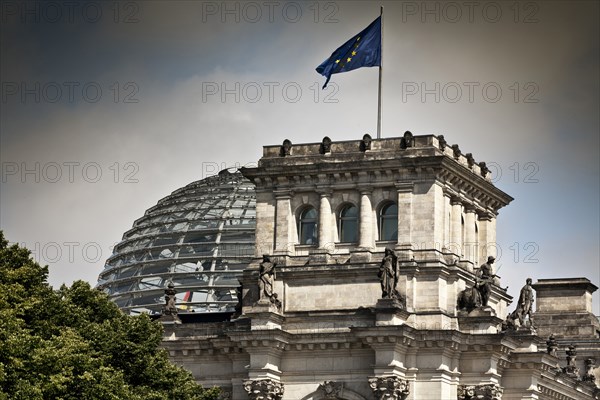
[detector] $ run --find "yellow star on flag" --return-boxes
[352,51,357,56]
[347,57,352,62]
[335,59,340,64]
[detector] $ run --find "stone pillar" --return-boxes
[478,212,496,266]
[395,183,413,253]
[317,191,332,251]
[358,187,374,249]
[463,206,477,264]
[273,191,292,255]
[449,198,463,257]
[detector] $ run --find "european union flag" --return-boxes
[316,16,381,89]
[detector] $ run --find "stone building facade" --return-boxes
[162,134,600,400]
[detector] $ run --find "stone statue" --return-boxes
[379,248,399,299]
[437,135,447,151]
[320,136,332,154]
[563,344,580,379]
[163,281,178,316]
[452,144,461,160]
[457,283,482,313]
[360,133,372,151]
[475,256,496,307]
[280,139,292,157]
[466,153,475,168]
[583,359,596,384]
[259,255,276,300]
[258,255,281,308]
[546,334,558,357]
[400,131,413,149]
[232,279,243,319]
[515,278,534,326]
[479,161,489,178]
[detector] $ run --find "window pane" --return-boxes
[339,205,358,243]
[299,207,318,245]
[379,203,398,241]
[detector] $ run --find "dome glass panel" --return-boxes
[97,170,256,315]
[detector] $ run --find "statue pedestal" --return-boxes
[505,327,540,352]
[373,298,409,326]
[246,300,284,330]
[158,313,182,325]
[307,248,334,264]
[458,307,501,334]
[350,248,373,262]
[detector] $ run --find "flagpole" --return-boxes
[377,5,383,139]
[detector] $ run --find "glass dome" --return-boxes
[97,169,256,315]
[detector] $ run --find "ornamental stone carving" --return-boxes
[563,345,580,379]
[243,379,284,400]
[400,131,413,149]
[479,161,489,178]
[368,376,410,400]
[320,136,332,154]
[546,334,558,357]
[466,153,475,168]
[583,358,597,384]
[318,381,343,399]
[438,134,447,151]
[360,134,372,151]
[452,144,461,160]
[280,139,292,157]
[457,384,503,400]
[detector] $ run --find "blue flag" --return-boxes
[316,16,381,89]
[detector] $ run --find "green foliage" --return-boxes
[0,231,220,400]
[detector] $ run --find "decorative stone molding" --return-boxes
[217,391,231,400]
[368,376,410,400]
[457,384,503,400]
[243,378,284,400]
[318,381,343,399]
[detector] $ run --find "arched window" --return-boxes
[338,204,358,243]
[379,202,398,241]
[298,207,318,245]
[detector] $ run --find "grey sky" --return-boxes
[1,0,598,313]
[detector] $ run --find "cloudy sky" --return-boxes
[1,1,598,313]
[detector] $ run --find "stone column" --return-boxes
[478,212,497,266]
[317,191,332,251]
[463,206,477,264]
[273,191,292,255]
[449,198,463,257]
[358,187,374,249]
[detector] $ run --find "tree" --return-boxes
[0,231,220,400]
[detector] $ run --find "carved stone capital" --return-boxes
[457,384,503,400]
[243,379,284,400]
[318,381,343,399]
[368,376,410,400]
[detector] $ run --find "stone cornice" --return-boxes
[243,154,512,213]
